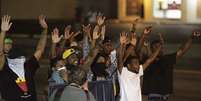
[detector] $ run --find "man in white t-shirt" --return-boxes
[117,32,161,101]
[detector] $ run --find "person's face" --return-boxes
[55,60,68,82]
[55,60,65,69]
[4,43,12,54]
[103,42,113,54]
[151,43,163,56]
[66,54,79,65]
[128,58,140,72]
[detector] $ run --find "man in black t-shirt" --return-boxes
[0,15,48,101]
[142,31,201,101]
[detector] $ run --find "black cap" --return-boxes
[7,47,26,59]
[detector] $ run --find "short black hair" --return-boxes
[125,55,139,65]
[7,47,26,59]
[68,67,87,86]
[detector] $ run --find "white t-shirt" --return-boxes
[118,65,143,101]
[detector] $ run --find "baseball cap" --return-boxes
[62,48,76,59]
[4,38,13,44]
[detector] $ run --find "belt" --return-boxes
[148,94,169,100]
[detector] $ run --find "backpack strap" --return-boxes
[83,90,90,101]
[53,83,91,101]
[53,84,67,101]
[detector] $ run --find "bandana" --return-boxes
[4,38,13,44]
[7,56,28,93]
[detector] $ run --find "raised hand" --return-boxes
[120,32,128,45]
[131,18,139,32]
[64,25,72,40]
[130,32,137,46]
[82,24,91,34]
[64,25,80,41]
[82,24,92,41]
[1,15,12,32]
[71,31,81,39]
[143,26,152,35]
[35,15,48,60]
[96,13,106,26]
[158,33,164,44]
[192,31,201,38]
[39,15,48,29]
[51,28,63,43]
[93,25,100,40]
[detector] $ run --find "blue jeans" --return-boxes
[148,94,169,101]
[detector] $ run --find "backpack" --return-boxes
[53,85,90,101]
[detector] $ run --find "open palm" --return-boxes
[1,15,12,32]
[52,28,63,43]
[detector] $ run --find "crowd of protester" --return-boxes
[0,13,200,101]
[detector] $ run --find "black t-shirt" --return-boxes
[0,56,39,101]
[142,53,177,95]
[91,53,109,80]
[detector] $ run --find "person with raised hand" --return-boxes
[0,15,12,70]
[82,24,92,61]
[0,15,48,101]
[96,13,106,27]
[50,28,63,59]
[92,13,106,43]
[137,26,153,63]
[123,32,138,63]
[137,26,152,50]
[48,28,68,96]
[142,30,201,101]
[117,31,162,101]
[63,25,81,48]
[131,18,139,33]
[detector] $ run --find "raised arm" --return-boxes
[137,26,152,51]
[82,24,92,42]
[117,32,128,73]
[50,28,63,59]
[100,25,106,41]
[176,31,201,59]
[0,15,12,70]
[123,32,137,63]
[92,25,100,48]
[60,25,73,49]
[122,19,139,62]
[61,25,81,48]
[96,13,106,28]
[142,44,161,70]
[130,18,139,33]
[34,15,48,61]
[82,24,100,71]
[92,13,106,43]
